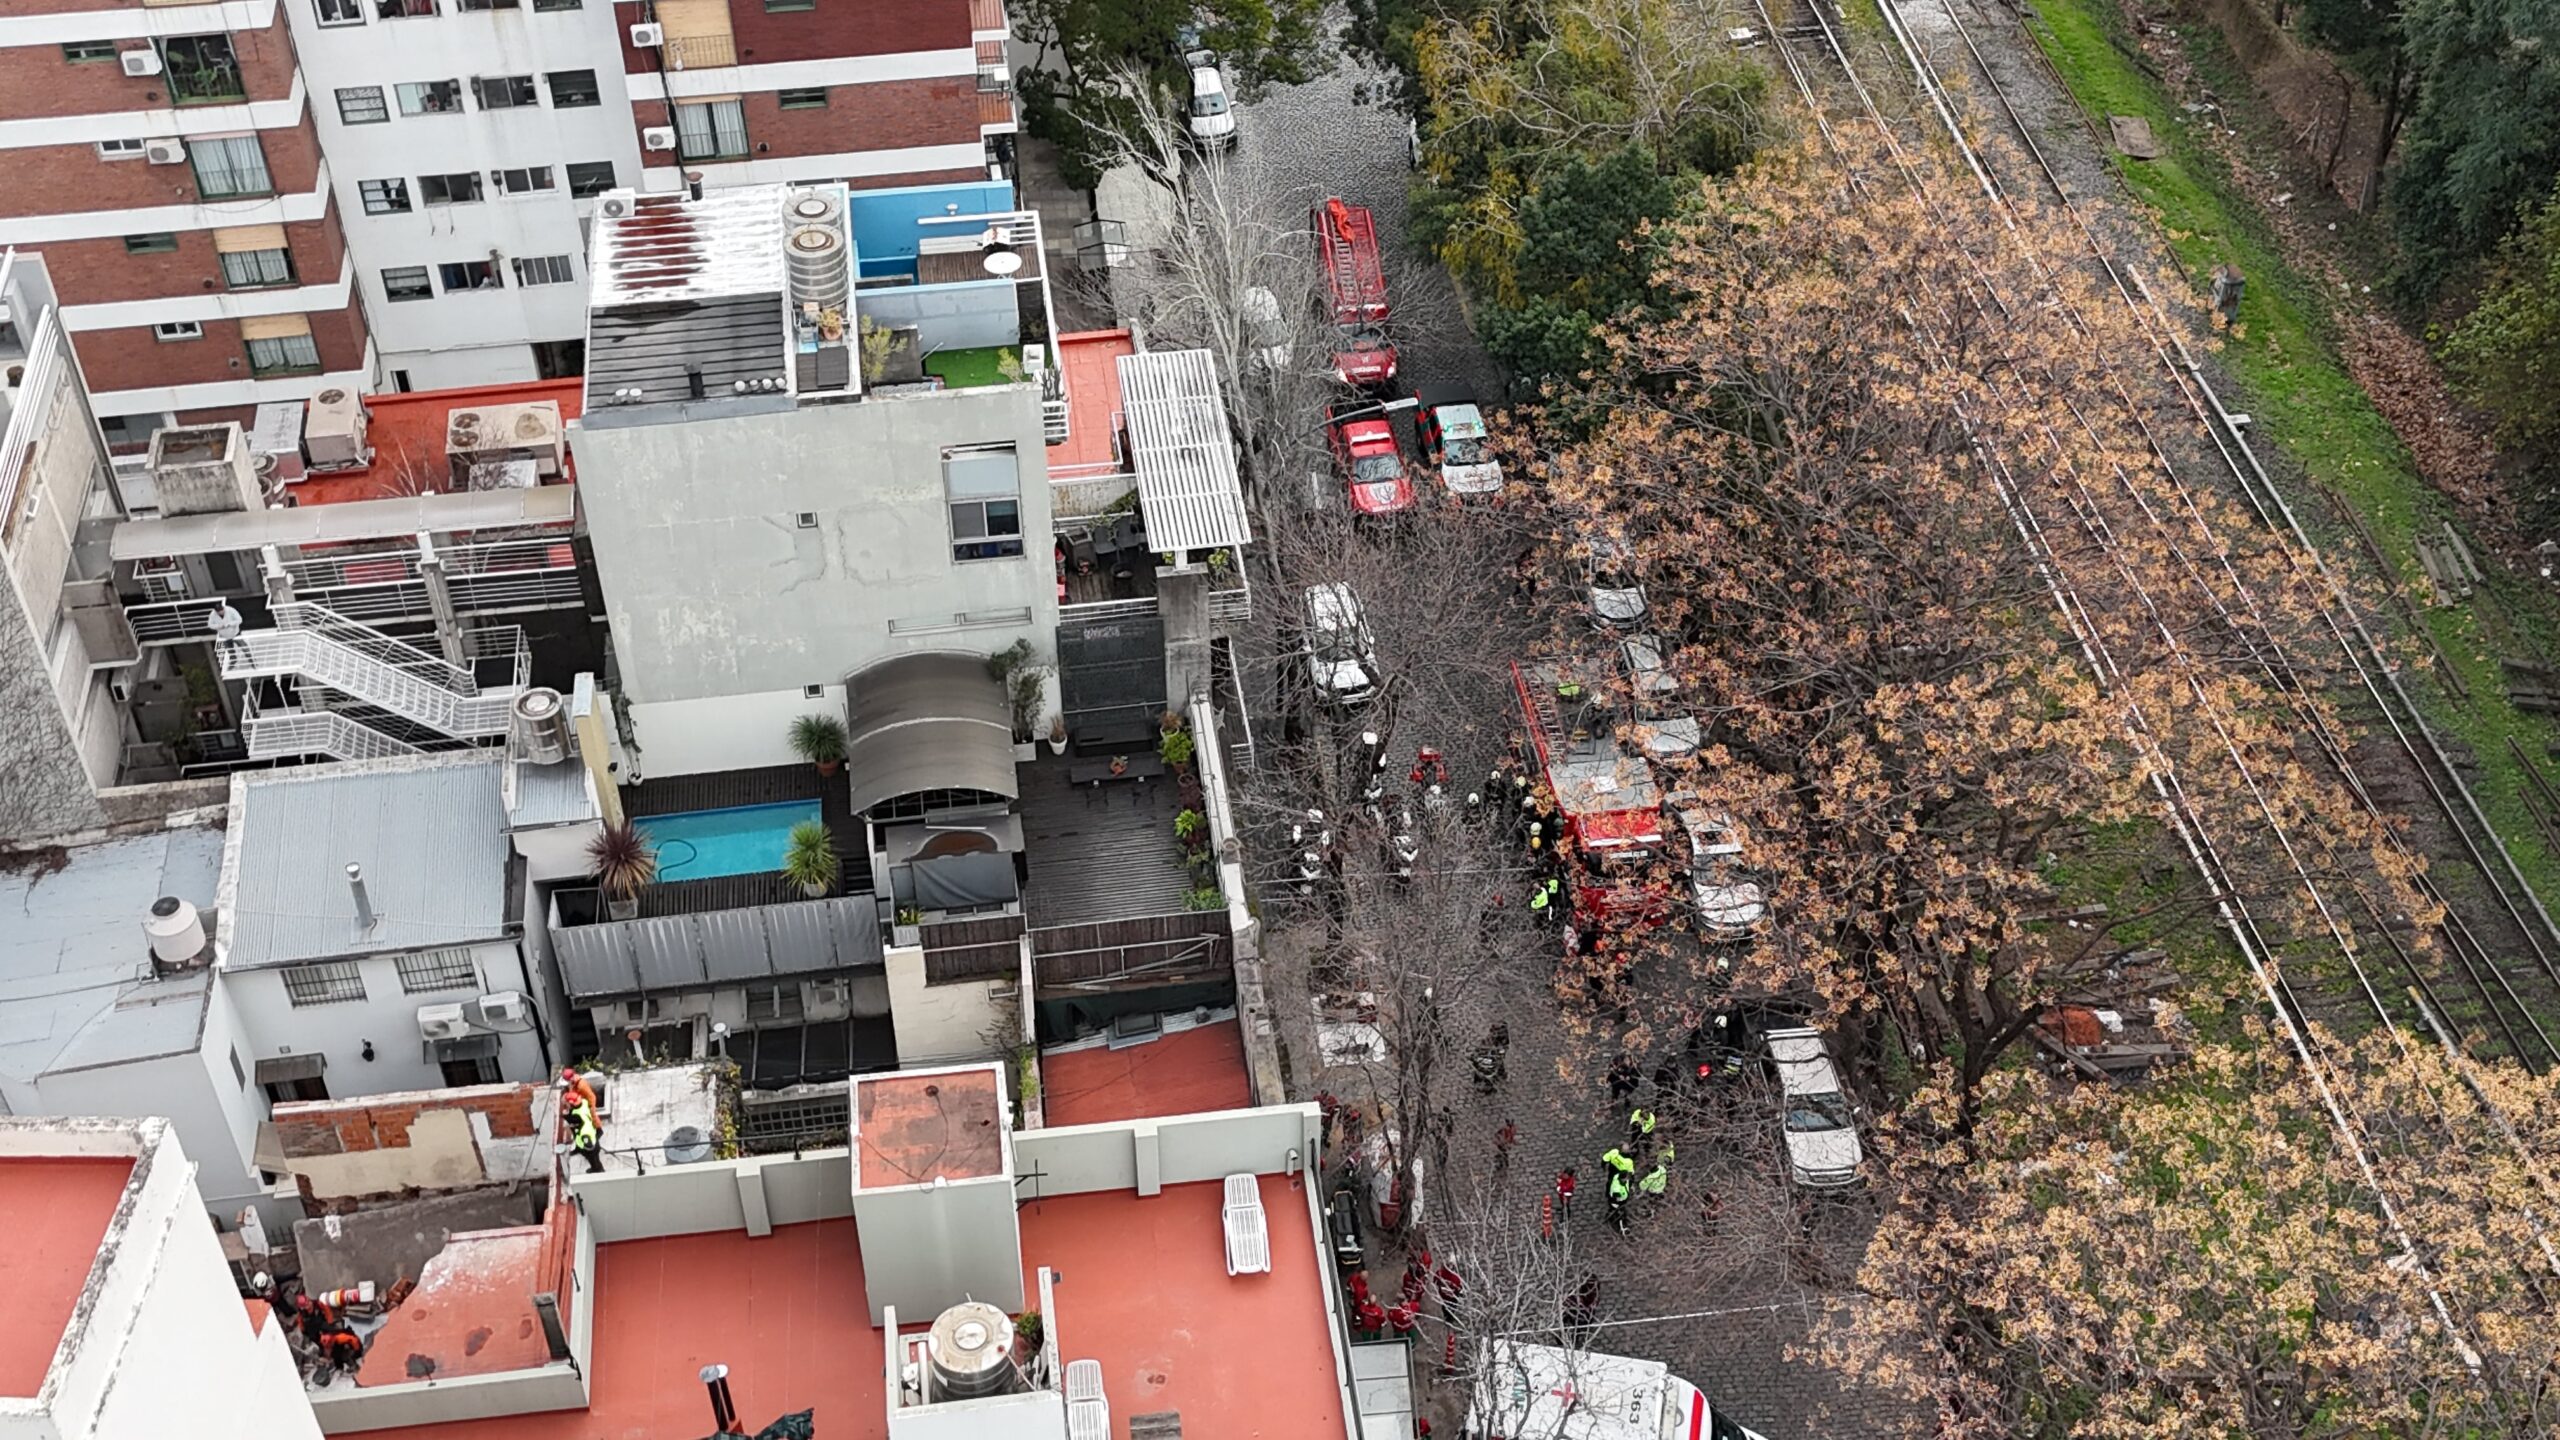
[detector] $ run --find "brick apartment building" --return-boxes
[0,0,373,444]
[1,0,1016,411]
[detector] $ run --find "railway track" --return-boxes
[1743,0,2560,1360]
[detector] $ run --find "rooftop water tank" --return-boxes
[144,896,206,966]
[787,225,849,316]
[926,1301,1022,1400]
[510,687,569,764]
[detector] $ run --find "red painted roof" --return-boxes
[1041,1022,1251,1127]
[855,1069,1005,1188]
[293,379,585,507]
[0,1157,133,1396]
[1051,329,1135,478]
[359,1227,553,1388]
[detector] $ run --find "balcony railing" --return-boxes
[663,32,736,69]
[126,595,227,644]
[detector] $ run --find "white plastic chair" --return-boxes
[1223,1172,1259,1209]
[1224,1202,1272,1276]
[1065,1359,1104,1403]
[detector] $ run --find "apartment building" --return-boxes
[283,0,644,390]
[0,0,373,444]
[622,0,1014,193]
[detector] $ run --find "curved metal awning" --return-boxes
[842,652,1019,816]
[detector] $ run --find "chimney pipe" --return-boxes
[687,173,705,202]
[685,366,706,400]
[347,863,376,930]
[700,1364,738,1435]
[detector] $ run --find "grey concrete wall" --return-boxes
[860,282,1021,354]
[0,588,109,838]
[311,1363,587,1433]
[849,1174,1022,1324]
[570,1149,854,1242]
[572,386,1059,709]
[1016,1105,1320,1198]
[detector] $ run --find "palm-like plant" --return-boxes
[790,714,849,774]
[781,820,840,897]
[588,822,658,917]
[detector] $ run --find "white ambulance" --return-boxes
[1466,1341,1769,1440]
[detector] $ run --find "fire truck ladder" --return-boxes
[1322,199,1363,312]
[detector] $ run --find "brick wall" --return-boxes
[633,76,977,165]
[0,11,297,122]
[42,213,349,308]
[726,0,970,65]
[270,1082,539,1158]
[0,122,324,218]
[71,294,368,393]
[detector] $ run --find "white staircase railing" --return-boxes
[243,707,425,762]
[219,601,524,740]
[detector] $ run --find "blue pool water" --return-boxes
[637,801,823,881]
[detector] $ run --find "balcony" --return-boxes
[662,32,736,70]
[162,36,246,106]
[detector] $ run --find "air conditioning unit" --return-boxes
[641,126,677,153]
[598,189,637,220]
[417,1003,471,1042]
[108,673,136,705]
[808,981,846,1011]
[144,138,186,166]
[304,387,368,469]
[628,21,663,47]
[472,991,532,1028]
[120,49,163,78]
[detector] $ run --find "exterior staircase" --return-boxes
[218,600,527,753]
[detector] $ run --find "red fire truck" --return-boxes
[1314,197,1399,390]
[1513,660,1673,925]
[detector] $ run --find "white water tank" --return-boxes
[144,896,206,965]
[926,1301,1022,1400]
[787,225,849,316]
[511,687,570,764]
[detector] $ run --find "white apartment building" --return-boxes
[284,0,645,390]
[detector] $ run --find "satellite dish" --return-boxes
[663,1124,713,1166]
[981,246,1024,277]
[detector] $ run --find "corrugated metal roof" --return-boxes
[220,756,512,967]
[1116,348,1251,554]
[591,186,794,309]
[505,757,595,830]
[0,827,226,1081]
[553,897,882,1002]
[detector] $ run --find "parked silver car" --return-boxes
[1766,1026,1863,1189]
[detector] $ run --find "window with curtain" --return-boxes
[247,332,322,375]
[190,135,271,199]
[674,99,747,161]
[944,446,1023,561]
[220,248,293,288]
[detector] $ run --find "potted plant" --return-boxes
[1205,547,1232,577]
[1174,807,1208,852]
[780,820,839,899]
[894,905,924,946]
[1184,884,1225,912]
[588,822,658,921]
[790,714,848,776]
[1159,726,1195,773]
[817,307,846,342]
[1046,714,1069,757]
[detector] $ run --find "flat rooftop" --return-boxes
[1042,1019,1250,1126]
[854,1069,1005,1187]
[0,825,225,1083]
[0,1157,134,1396]
[357,1227,553,1389]
[1051,329,1134,476]
[294,380,585,506]
[349,1174,1337,1440]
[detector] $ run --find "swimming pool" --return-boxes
[637,801,824,882]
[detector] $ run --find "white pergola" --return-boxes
[1114,348,1251,555]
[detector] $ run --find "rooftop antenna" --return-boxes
[346,863,376,931]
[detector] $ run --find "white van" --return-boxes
[1302,582,1379,708]
[1467,1341,1768,1440]
[1188,62,1237,148]
[1766,1026,1863,1189]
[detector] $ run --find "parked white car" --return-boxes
[1671,799,1765,937]
[1767,1027,1863,1189]
[1624,634,1700,760]
[1302,582,1379,708]
[1240,285,1292,372]
[1581,534,1647,628]
[1188,63,1237,148]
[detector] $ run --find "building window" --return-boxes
[397,79,463,116]
[282,960,365,1007]
[96,138,147,160]
[99,414,166,447]
[419,171,485,205]
[124,232,179,255]
[438,260,501,291]
[545,69,599,107]
[511,254,574,286]
[673,99,748,161]
[396,948,479,994]
[315,0,365,25]
[532,0,580,9]
[230,1047,247,1089]
[336,85,389,125]
[744,983,805,1023]
[378,0,438,17]
[766,0,815,11]
[492,165,555,195]
[945,446,1023,561]
[565,160,616,197]
[360,177,412,214]
[162,35,244,105]
[457,0,521,9]
[63,41,117,62]
[778,87,828,110]
[471,74,538,109]
[382,266,433,301]
[189,134,271,198]
[220,248,294,289]
[247,330,323,376]
[153,321,204,342]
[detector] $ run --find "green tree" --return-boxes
[2442,177,2560,451]
[1467,143,1684,381]
[1014,0,1325,191]
[2388,0,2560,294]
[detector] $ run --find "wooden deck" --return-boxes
[1015,750,1201,927]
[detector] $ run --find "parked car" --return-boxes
[1240,285,1292,372]
[1415,396,1505,495]
[1301,582,1380,708]
[1330,406,1415,516]
[1670,798,1766,937]
[1188,60,1237,149]
[1766,1027,1863,1189]
[1580,533,1648,627]
[1623,634,1699,760]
